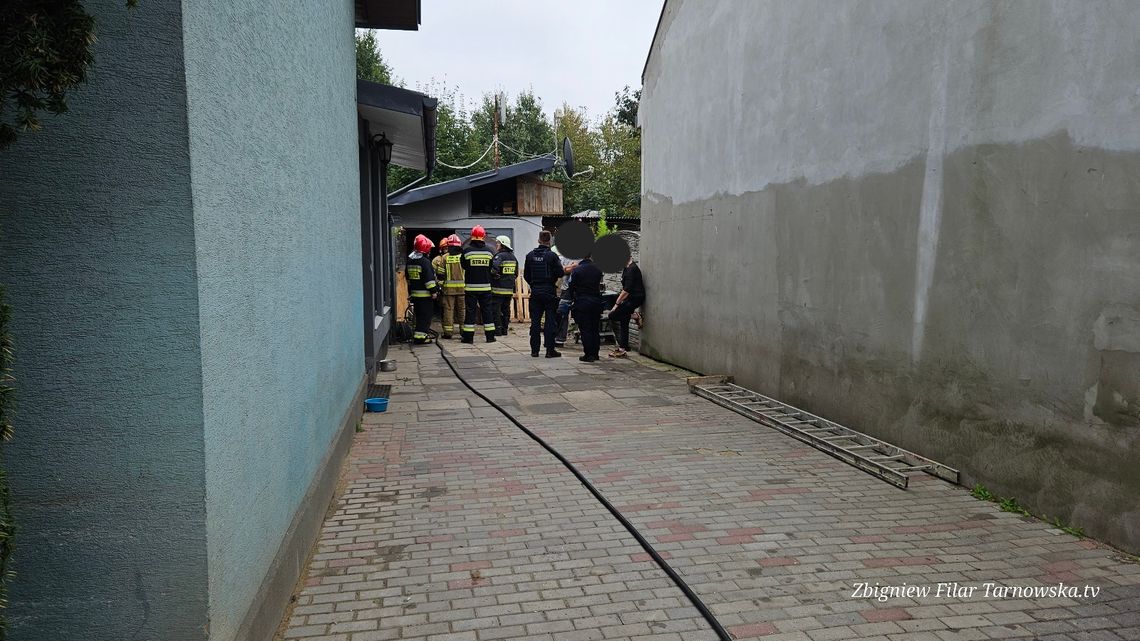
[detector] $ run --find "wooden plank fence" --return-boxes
[512,278,531,322]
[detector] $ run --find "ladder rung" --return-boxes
[692,381,960,489]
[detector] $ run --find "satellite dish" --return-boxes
[562,136,575,177]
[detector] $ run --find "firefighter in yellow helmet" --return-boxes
[490,235,518,336]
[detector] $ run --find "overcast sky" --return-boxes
[370,0,662,121]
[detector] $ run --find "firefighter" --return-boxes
[433,234,465,339]
[490,235,518,336]
[460,225,497,343]
[431,237,449,333]
[406,234,439,345]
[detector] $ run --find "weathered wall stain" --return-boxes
[641,0,1140,553]
[641,134,1140,553]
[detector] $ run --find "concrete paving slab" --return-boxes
[280,331,1140,641]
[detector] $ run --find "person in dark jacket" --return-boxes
[522,230,562,358]
[406,234,440,345]
[607,256,645,357]
[490,235,518,337]
[460,225,497,343]
[569,255,605,362]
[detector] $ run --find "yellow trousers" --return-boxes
[440,293,463,336]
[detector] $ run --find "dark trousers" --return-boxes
[608,296,643,350]
[529,291,559,352]
[572,296,604,359]
[556,297,572,343]
[412,297,434,343]
[463,291,496,340]
[493,294,513,334]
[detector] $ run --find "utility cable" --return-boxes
[436,140,496,170]
[434,342,733,641]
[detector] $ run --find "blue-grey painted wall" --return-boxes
[0,0,366,638]
[0,1,209,639]
[180,1,364,639]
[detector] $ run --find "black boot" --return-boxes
[531,349,540,357]
[461,335,474,344]
[485,334,496,343]
[545,348,561,358]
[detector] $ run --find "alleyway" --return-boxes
[280,332,1139,641]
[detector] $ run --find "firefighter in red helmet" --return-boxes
[432,234,465,338]
[460,225,497,343]
[406,234,439,344]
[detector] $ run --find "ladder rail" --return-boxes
[689,378,960,488]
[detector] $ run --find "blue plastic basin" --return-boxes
[364,398,389,412]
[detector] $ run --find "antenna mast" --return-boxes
[493,92,502,169]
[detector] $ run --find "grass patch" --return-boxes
[969,484,995,501]
[971,483,1085,538]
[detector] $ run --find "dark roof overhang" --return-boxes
[355,0,421,30]
[389,156,557,207]
[357,79,437,175]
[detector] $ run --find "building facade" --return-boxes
[389,157,562,263]
[640,0,1140,553]
[0,1,426,639]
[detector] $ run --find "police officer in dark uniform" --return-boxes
[460,225,497,343]
[490,235,518,337]
[569,254,605,362]
[406,234,440,345]
[522,230,562,358]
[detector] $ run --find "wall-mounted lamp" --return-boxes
[373,132,393,165]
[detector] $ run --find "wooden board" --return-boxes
[512,278,531,321]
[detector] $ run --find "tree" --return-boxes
[0,0,136,149]
[470,90,556,167]
[354,30,394,85]
[553,103,604,215]
[614,85,641,129]
[597,113,640,218]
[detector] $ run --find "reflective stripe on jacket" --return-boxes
[491,249,518,296]
[406,254,439,298]
[461,241,494,292]
[443,252,465,292]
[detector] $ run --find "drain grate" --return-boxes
[367,384,391,399]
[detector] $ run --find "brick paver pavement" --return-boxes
[279,331,1139,641]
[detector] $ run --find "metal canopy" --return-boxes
[357,80,437,173]
[389,156,557,207]
[355,0,420,30]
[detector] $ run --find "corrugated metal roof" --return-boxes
[389,156,557,207]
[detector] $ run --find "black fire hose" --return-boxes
[434,341,732,641]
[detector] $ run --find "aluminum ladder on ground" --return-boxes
[687,376,959,489]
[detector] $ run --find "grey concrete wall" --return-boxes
[641,0,1140,552]
[0,1,209,639]
[392,191,542,258]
